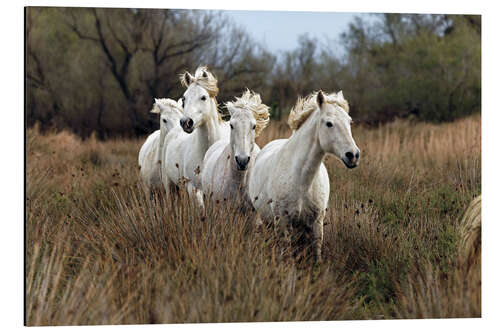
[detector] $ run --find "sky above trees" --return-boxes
[223,10,360,54]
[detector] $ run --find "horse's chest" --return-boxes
[272,194,320,223]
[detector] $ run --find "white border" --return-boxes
[3,0,499,332]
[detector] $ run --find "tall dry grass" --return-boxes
[25,115,481,325]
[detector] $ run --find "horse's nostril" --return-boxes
[235,155,250,167]
[181,118,194,130]
[345,151,354,160]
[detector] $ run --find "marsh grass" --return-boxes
[25,115,481,325]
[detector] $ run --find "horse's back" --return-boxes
[254,139,288,166]
[138,130,161,189]
[250,139,287,188]
[138,130,160,167]
[203,139,227,166]
[201,140,229,194]
[248,139,288,211]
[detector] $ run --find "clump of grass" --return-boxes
[25,114,481,325]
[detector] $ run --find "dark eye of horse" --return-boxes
[252,124,256,130]
[201,96,207,101]
[162,119,167,124]
[230,124,234,130]
[181,97,185,107]
[326,121,333,128]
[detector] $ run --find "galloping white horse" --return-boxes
[248,91,360,261]
[201,90,270,209]
[163,66,230,207]
[138,98,183,191]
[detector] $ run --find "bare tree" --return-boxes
[139,10,222,98]
[26,7,63,128]
[67,8,148,134]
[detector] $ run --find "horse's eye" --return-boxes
[252,124,256,130]
[181,97,185,107]
[326,121,333,128]
[201,96,207,101]
[230,124,234,130]
[162,119,167,124]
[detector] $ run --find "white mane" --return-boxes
[150,98,183,116]
[179,65,219,98]
[288,91,350,131]
[225,89,270,137]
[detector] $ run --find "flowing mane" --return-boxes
[288,91,350,131]
[179,65,219,98]
[225,89,270,137]
[150,98,183,116]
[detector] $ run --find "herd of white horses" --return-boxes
[138,66,360,261]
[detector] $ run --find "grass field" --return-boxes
[25,114,481,325]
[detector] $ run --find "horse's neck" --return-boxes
[283,111,325,191]
[156,130,164,163]
[195,103,225,152]
[223,144,252,201]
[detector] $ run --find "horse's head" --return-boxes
[316,91,360,169]
[151,98,184,150]
[226,90,270,171]
[179,66,219,133]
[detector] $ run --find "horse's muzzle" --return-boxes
[180,117,194,133]
[235,155,250,171]
[342,150,360,169]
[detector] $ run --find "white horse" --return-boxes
[247,91,360,261]
[163,66,230,207]
[138,98,183,191]
[201,90,270,209]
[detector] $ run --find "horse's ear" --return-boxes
[337,90,344,101]
[151,99,160,114]
[225,102,236,117]
[184,72,192,85]
[181,72,193,87]
[317,91,325,108]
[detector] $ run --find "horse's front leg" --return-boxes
[194,188,205,210]
[277,215,293,261]
[186,181,205,210]
[311,210,325,263]
[253,212,264,228]
[164,177,177,202]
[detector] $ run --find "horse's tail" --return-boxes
[459,195,481,270]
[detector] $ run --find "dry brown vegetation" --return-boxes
[25,114,481,325]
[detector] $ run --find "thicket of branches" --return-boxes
[26,8,481,138]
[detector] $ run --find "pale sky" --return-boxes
[223,10,365,55]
